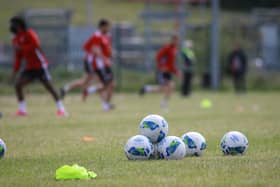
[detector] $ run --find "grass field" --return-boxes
[0,92,279,187]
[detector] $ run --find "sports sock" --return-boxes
[160,98,168,109]
[87,86,97,94]
[102,101,110,111]
[18,101,27,112]
[63,85,70,92]
[145,85,157,92]
[56,100,65,111]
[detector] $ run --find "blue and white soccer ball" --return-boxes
[220,131,249,155]
[124,135,153,160]
[0,139,6,159]
[158,136,186,160]
[181,132,206,157]
[139,114,168,143]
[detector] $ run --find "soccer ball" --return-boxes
[220,131,249,155]
[0,139,6,159]
[124,135,153,160]
[158,136,186,160]
[139,114,168,143]
[181,132,206,156]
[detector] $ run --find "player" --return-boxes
[139,35,180,111]
[61,19,115,111]
[10,16,67,117]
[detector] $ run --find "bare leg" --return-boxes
[66,74,93,91]
[40,79,60,101]
[106,81,115,103]
[15,78,32,102]
[160,81,174,111]
[61,74,94,98]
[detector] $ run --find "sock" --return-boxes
[63,85,70,92]
[160,98,168,109]
[87,86,97,94]
[19,101,27,112]
[145,85,157,92]
[102,101,110,111]
[56,100,65,111]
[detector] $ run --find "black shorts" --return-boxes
[157,72,172,85]
[95,67,114,85]
[20,69,51,82]
[84,60,94,74]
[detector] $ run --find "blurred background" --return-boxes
[0,0,280,94]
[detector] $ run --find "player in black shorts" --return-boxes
[79,19,115,111]
[139,35,180,111]
[10,16,67,116]
[61,19,113,110]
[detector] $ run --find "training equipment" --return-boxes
[124,135,153,160]
[158,136,186,160]
[181,132,206,156]
[139,114,168,143]
[200,99,212,109]
[55,164,97,180]
[220,131,249,155]
[0,139,6,159]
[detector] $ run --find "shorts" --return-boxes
[157,71,172,85]
[95,67,114,85]
[84,60,94,74]
[20,69,51,82]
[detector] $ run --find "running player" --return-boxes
[139,35,180,111]
[10,16,67,117]
[61,19,115,111]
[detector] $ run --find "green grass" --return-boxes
[0,92,279,187]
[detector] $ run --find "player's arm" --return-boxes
[156,46,168,70]
[11,49,23,81]
[171,60,181,79]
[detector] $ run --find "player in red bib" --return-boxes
[10,16,67,117]
[139,35,180,111]
[61,19,115,111]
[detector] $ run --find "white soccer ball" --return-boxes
[158,136,186,160]
[220,131,249,155]
[0,139,6,159]
[124,135,153,160]
[139,114,168,143]
[181,132,206,157]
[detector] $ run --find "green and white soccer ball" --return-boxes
[139,114,168,143]
[124,135,153,160]
[0,139,6,159]
[158,136,186,160]
[181,132,206,157]
[220,131,249,155]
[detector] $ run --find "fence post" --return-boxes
[114,24,122,91]
[210,0,220,90]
